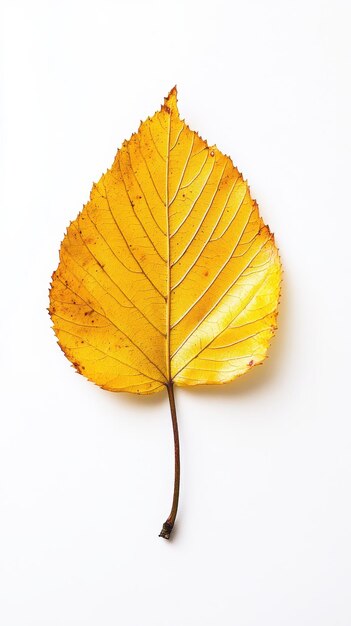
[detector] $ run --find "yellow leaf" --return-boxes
[49,88,282,538]
[49,87,281,395]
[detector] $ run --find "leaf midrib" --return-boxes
[165,109,172,383]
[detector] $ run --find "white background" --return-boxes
[1,1,351,624]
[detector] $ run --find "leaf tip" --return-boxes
[162,85,178,116]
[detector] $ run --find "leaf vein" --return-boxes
[172,266,272,376]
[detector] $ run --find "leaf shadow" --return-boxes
[103,376,167,416]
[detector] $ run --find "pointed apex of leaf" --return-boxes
[162,86,178,116]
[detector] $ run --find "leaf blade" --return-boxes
[50,88,281,393]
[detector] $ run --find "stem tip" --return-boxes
[159,521,174,540]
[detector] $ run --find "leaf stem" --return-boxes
[159,382,180,540]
